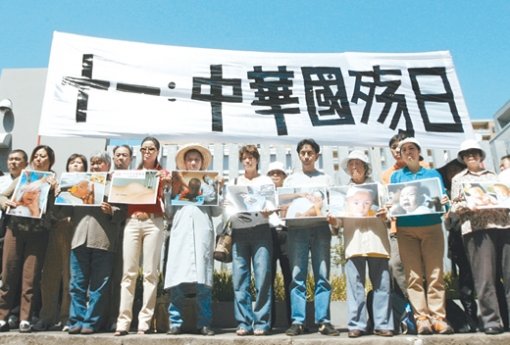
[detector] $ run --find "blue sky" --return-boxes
[1,1,508,120]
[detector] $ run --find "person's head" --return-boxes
[500,155,510,171]
[239,145,260,173]
[346,187,374,217]
[398,137,421,167]
[6,149,28,178]
[342,150,371,183]
[308,190,325,204]
[176,144,212,171]
[113,145,133,170]
[66,153,88,172]
[30,145,55,171]
[388,132,409,162]
[296,138,320,171]
[188,178,201,193]
[138,136,160,169]
[399,184,425,213]
[69,180,90,199]
[266,161,287,188]
[17,183,41,205]
[457,139,485,171]
[89,152,111,172]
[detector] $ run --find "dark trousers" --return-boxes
[270,227,292,328]
[464,229,510,330]
[0,227,48,321]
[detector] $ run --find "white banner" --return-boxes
[39,32,474,148]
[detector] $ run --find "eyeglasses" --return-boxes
[140,147,157,154]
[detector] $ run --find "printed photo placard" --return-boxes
[109,170,159,204]
[171,171,219,206]
[7,169,54,219]
[461,181,510,209]
[329,183,380,218]
[225,184,276,213]
[387,178,445,217]
[55,172,107,206]
[277,186,328,227]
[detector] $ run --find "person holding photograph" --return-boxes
[284,138,338,337]
[165,143,221,336]
[389,138,452,335]
[328,150,393,337]
[67,152,126,335]
[448,139,510,334]
[115,136,170,336]
[33,153,88,332]
[0,145,57,333]
[229,145,273,336]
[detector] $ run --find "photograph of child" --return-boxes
[55,172,107,206]
[277,186,328,220]
[388,178,445,217]
[7,169,54,219]
[461,181,510,209]
[108,170,160,204]
[170,170,219,206]
[225,183,276,213]
[329,183,379,218]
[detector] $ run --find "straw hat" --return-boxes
[175,144,212,170]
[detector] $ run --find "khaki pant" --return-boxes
[397,224,446,320]
[116,216,164,332]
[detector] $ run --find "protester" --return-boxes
[115,137,170,335]
[389,138,453,335]
[67,152,126,335]
[284,139,338,336]
[33,153,88,332]
[448,139,510,335]
[112,145,133,170]
[328,150,393,337]
[165,143,221,336]
[266,161,292,328]
[0,145,57,333]
[227,145,273,336]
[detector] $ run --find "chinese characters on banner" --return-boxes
[39,32,473,148]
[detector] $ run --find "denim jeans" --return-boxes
[232,225,273,332]
[69,246,114,330]
[346,257,393,331]
[168,283,212,328]
[287,224,331,325]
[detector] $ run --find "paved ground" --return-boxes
[0,329,509,345]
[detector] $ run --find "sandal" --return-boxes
[114,330,128,336]
[236,328,252,336]
[137,329,150,335]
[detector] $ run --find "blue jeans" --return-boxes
[346,257,393,331]
[168,283,212,328]
[68,246,114,330]
[232,225,273,332]
[287,224,331,325]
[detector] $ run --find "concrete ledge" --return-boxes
[0,331,509,345]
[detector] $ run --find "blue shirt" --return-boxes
[390,167,446,227]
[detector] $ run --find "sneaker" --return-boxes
[0,320,9,332]
[19,320,31,333]
[416,317,433,335]
[32,319,49,332]
[7,315,19,329]
[286,323,304,336]
[431,318,454,335]
[318,322,339,336]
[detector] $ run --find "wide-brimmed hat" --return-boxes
[457,139,486,163]
[397,137,422,152]
[175,144,212,170]
[266,161,287,176]
[341,150,370,174]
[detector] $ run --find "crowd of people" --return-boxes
[0,134,508,338]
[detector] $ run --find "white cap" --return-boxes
[267,161,286,175]
[0,99,12,110]
[341,150,370,173]
[457,139,486,162]
[397,137,421,152]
